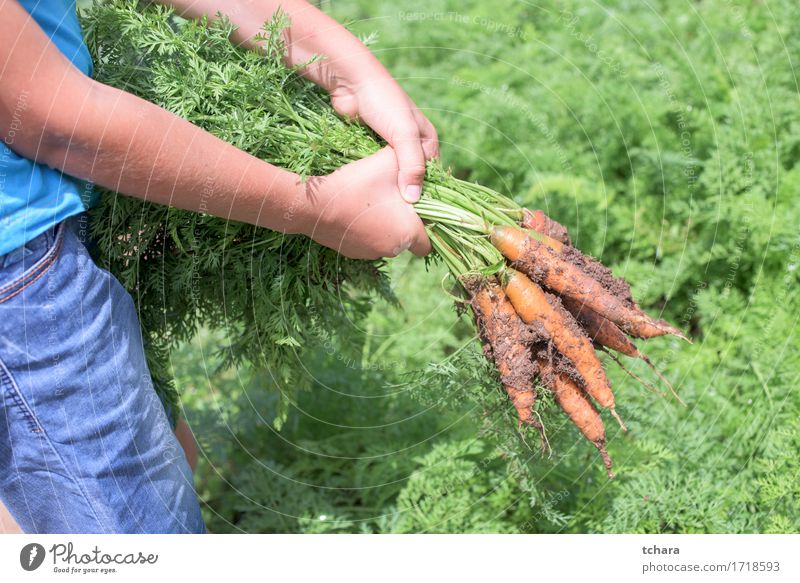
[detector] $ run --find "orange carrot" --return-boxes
[522,213,637,304]
[468,277,543,434]
[561,296,640,357]
[501,268,626,430]
[524,228,565,254]
[562,296,684,404]
[491,226,688,341]
[522,208,571,245]
[536,357,613,478]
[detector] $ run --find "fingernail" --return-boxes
[404,184,421,203]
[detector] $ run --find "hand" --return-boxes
[261,1,439,201]
[298,147,431,260]
[326,66,439,203]
[162,1,439,210]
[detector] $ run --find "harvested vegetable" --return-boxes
[521,208,571,245]
[561,296,682,403]
[535,354,613,478]
[83,0,686,475]
[491,225,687,341]
[467,276,544,441]
[502,268,626,431]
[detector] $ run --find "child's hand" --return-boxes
[134,0,437,256]
[327,70,439,204]
[295,147,431,260]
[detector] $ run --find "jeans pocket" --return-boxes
[0,224,65,305]
[0,357,42,434]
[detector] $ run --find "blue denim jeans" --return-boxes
[0,215,205,533]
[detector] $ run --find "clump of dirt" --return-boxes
[531,339,583,387]
[464,276,548,446]
[464,276,543,391]
[511,231,635,308]
[511,255,550,283]
[520,210,634,304]
[559,245,634,306]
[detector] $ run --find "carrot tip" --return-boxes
[659,322,692,343]
[595,441,614,479]
[603,348,666,398]
[610,407,628,432]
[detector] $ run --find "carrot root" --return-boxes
[594,441,615,479]
[641,354,687,407]
[521,208,572,245]
[502,268,617,412]
[602,348,666,398]
[491,225,688,343]
[610,407,628,432]
[538,356,614,478]
[467,276,549,447]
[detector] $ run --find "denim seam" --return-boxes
[0,224,65,304]
[0,359,42,434]
[0,333,108,532]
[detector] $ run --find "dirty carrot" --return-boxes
[467,276,544,438]
[521,208,572,245]
[561,296,684,404]
[501,268,627,431]
[491,226,688,341]
[536,356,613,478]
[561,296,641,357]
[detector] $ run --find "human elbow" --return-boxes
[1,77,98,171]
[1,89,31,149]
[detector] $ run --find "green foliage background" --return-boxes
[112,0,800,533]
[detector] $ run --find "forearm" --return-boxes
[37,81,307,232]
[161,0,383,90]
[1,0,311,234]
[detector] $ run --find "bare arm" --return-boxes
[161,0,377,89]
[162,0,439,203]
[0,0,428,258]
[0,0,306,232]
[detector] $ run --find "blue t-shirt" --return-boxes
[0,0,95,256]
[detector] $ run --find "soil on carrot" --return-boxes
[511,256,549,283]
[464,276,545,391]
[559,246,635,306]
[531,336,584,387]
[530,343,614,476]
[520,211,634,305]
[523,209,572,245]
[540,292,591,381]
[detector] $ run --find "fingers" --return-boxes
[392,105,439,201]
[313,146,431,259]
[371,146,430,257]
[391,127,427,203]
[408,220,432,257]
[412,107,440,160]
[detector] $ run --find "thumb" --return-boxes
[408,219,432,257]
[392,131,427,203]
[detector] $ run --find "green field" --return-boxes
[170,0,800,533]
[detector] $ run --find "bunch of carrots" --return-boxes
[85,0,688,477]
[420,181,690,477]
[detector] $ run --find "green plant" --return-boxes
[81,0,800,533]
[80,0,532,419]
